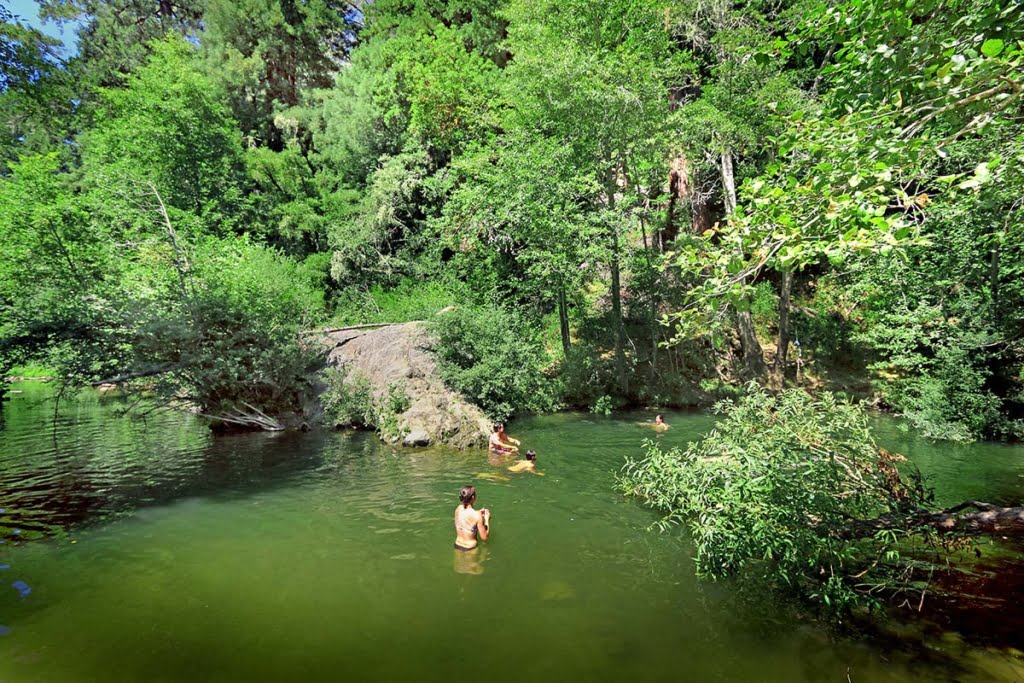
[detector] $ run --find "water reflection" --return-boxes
[1,386,1024,682]
[0,382,337,536]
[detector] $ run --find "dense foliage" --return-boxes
[429,306,560,421]
[321,366,411,441]
[620,387,957,614]
[0,0,1022,433]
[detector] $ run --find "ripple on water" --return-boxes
[2,388,1024,683]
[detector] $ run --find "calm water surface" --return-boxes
[1,383,1023,682]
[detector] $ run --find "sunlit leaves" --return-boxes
[621,386,936,613]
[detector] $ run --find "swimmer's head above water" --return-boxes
[459,485,477,508]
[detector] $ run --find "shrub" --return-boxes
[590,394,615,416]
[749,280,778,342]
[429,305,560,420]
[320,368,412,442]
[330,278,465,326]
[321,367,375,428]
[620,386,938,615]
[888,345,1002,441]
[119,237,327,420]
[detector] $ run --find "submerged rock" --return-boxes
[321,322,490,449]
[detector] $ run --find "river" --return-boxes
[1,382,1022,682]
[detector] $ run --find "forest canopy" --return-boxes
[0,0,1021,440]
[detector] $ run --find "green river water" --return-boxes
[1,382,1023,682]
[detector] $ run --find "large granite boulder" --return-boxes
[322,322,490,449]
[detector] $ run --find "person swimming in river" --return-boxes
[654,414,669,430]
[454,485,490,551]
[508,449,543,475]
[489,422,520,454]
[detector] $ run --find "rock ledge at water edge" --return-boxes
[323,322,491,449]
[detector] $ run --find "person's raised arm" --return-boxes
[477,509,490,541]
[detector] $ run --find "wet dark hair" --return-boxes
[459,485,477,508]
[492,422,504,432]
[526,450,537,461]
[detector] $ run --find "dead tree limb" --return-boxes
[837,502,1024,539]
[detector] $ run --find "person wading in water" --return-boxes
[488,422,521,454]
[454,485,490,551]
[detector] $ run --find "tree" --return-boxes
[0,5,74,173]
[621,386,1024,615]
[39,0,204,88]
[500,0,677,390]
[310,0,506,283]
[201,0,356,150]
[439,134,604,356]
[78,36,249,235]
[0,153,110,381]
[659,0,811,380]
[0,4,63,91]
[797,0,1024,437]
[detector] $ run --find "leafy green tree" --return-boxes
[310,1,505,283]
[497,0,677,389]
[79,36,249,235]
[0,153,108,378]
[120,236,327,421]
[39,0,204,87]
[0,6,73,172]
[664,0,808,378]
[621,386,1024,615]
[439,133,602,356]
[0,4,63,91]
[787,0,1024,435]
[327,145,439,288]
[201,0,355,150]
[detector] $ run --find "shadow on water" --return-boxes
[0,382,353,538]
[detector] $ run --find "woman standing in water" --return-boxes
[454,485,490,551]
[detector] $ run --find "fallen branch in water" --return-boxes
[837,501,1024,539]
[203,403,284,431]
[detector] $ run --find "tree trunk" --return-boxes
[639,217,659,367]
[736,312,765,379]
[721,152,765,379]
[606,172,627,393]
[558,283,571,358]
[990,246,1000,326]
[662,155,690,250]
[839,501,1024,539]
[610,225,627,390]
[774,269,794,385]
[692,191,714,233]
[721,152,738,215]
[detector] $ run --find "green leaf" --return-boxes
[980,38,1004,57]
